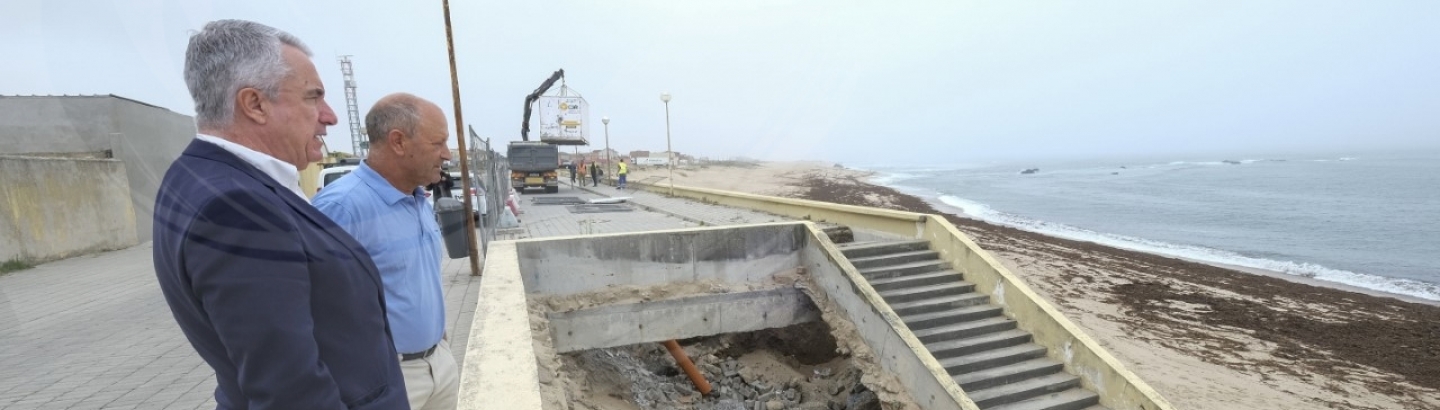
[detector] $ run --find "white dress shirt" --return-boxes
[195,134,311,203]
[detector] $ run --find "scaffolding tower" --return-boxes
[339,56,366,156]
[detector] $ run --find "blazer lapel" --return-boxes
[186,140,388,291]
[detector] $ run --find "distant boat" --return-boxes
[1019,168,1040,175]
[1222,160,1242,165]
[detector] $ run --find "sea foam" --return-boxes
[935,195,1440,301]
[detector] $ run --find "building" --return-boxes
[0,95,196,244]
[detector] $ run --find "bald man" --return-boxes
[313,93,459,409]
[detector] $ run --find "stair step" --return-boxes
[877,282,974,304]
[953,358,1064,392]
[839,239,930,258]
[968,373,1082,408]
[868,270,963,292]
[849,250,941,269]
[902,304,1003,330]
[925,329,1031,360]
[912,317,1016,344]
[889,293,991,316]
[938,344,1048,375]
[835,240,882,249]
[860,260,951,279]
[987,388,1100,410]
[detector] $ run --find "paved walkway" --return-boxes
[0,181,791,409]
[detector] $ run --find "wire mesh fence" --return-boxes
[465,126,511,258]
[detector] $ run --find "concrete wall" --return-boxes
[631,182,929,239]
[0,156,137,263]
[0,95,195,242]
[458,241,544,410]
[629,183,1176,410]
[515,223,805,296]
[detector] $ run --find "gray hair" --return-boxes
[184,19,312,129]
[366,97,422,144]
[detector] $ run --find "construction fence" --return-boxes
[464,127,513,258]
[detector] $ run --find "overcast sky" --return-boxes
[3,1,1438,165]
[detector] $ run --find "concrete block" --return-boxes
[548,288,816,353]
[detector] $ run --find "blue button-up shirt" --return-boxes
[313,161,444,354]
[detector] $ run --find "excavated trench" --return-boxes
[524,279,922,410]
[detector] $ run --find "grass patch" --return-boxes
[1,258,33,275]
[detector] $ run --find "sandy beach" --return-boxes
[630,161,1440,410]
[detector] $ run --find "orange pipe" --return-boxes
[662,339,712,395]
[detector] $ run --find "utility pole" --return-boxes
[442,0,481,276]
[339,56,366,157]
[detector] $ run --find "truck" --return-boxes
[507,141,560,193]
[507,69,566,194]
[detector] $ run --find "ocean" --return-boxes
[863,150,1440,301]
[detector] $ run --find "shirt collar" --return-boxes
[355,160,426,205]
[195,133,309,203]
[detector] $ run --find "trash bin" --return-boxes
[434,197,469,259]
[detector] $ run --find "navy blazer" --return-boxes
[153,139,409,410]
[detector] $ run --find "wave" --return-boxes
[934,195,1440,301]
[867,171,923,185]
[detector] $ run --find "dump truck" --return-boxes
[507,141,560,193]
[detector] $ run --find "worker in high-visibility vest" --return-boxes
[616,159,628,190]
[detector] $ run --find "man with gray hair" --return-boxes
[152,19,409,409]
[314,92,458,409]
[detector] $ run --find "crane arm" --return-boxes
[520,69,565,141]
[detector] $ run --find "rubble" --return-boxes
[559,323,886,410]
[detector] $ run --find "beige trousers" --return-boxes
[400,339,460,410]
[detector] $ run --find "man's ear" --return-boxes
[387,129,407,154]
[237,88,268,125]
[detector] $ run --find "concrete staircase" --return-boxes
[839,240,1108,410]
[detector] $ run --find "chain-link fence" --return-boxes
[465,126,510,258]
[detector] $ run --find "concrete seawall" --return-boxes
[0,155,137,263]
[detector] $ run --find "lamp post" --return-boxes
[602,116,611,186]
[660,92,673,196]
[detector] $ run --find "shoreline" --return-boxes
[905,184,1440,307]
[641,161,1440,410]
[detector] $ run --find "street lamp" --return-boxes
[660,92,673,196]
[602,116,611,186]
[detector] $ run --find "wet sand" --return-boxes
[646,161,1440,410]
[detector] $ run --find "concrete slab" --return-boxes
[546,287,819,352]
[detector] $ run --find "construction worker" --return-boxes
[616,159,628,190]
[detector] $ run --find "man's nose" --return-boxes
[319,99,339,126]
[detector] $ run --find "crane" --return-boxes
[519,69,565,142]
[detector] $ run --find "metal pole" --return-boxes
[442,0,481,276]
[664,101,673,196]
[603,120,611,185]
